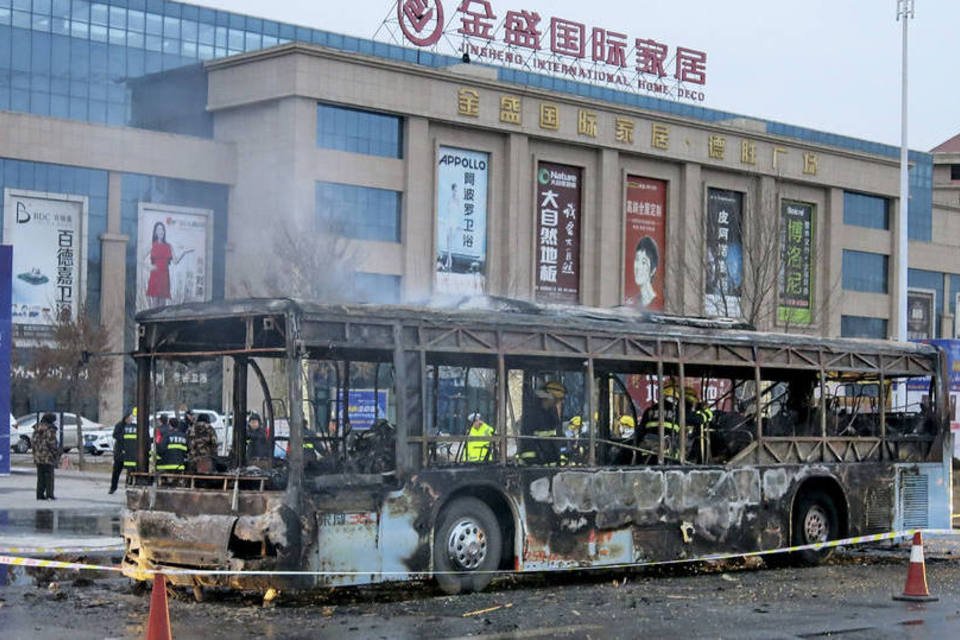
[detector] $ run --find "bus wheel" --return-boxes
[792,491,839,566]
[433,497,502,595]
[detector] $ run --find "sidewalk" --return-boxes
[0,466,124,511]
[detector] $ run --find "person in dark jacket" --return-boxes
[245,414,271,463]
[32,413,60,500]
[109,411,134,494]
[156,418,188,472]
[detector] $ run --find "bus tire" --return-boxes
[792,490,839,566]
[433,497,502,595]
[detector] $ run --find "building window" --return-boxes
[316,181,401,242]
[843,191,889,230]
[951,165,960,181]
[842,250,888,293]
[316,103,403,158]
[353,273,401,303]
[841,316,888,339]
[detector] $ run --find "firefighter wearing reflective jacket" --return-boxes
[156,419,188,472]
[463,412,494,462]
[122,408,139,470]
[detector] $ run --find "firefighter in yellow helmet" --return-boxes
[463,412,494,462]
[520,380,565,464]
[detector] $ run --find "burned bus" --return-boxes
[121,298,953,594]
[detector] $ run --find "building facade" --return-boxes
[1,0,958,419]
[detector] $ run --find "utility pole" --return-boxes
[895,0,914,342]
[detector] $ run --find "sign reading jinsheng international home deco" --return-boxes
[135,203,213,312]
[704,188,743,318]
[778,200,815,325]
[435,146,489,295]
[535,162,581,304]
[3,189,87,327]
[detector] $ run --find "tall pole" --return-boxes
[896,0,914,342]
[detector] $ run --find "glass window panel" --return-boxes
[51,14,67,33]
[842,250,888,293]
[162,14,178,38]
[161,37,177,53]
[12,9,29,27]
[89,2,106,25]
[30,90,50,114]
[127,30,142,48]
[70,0,87,21]
[144,33,160,51]
[127,9,144,31]
[90,23,107,42]
[181,18,196,41]
[88,98,105,122]
[843,191,889,230]
[315,181,401,243]
[108,5,124,27]
[316,103,403,159]
[0,9,10,25]
[263,34,277,47]
[180,40,195,57]
[227,27,242,50]
[214,25,225,47]
[841,316,888,339]
[244,30,259,51]
[50,92,68,116]
[12,0,28,9]
[197,21,213,44]
[197,43,212,59]
[144,11,160,35]
[70,20,88,38]
[31,12,50,30]
[108,27,124,44]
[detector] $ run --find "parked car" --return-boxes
[9,413,28,453]
[83,427,116,456]
[15,412,104,453]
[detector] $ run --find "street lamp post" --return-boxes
[896,0,914,342]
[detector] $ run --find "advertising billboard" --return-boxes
[136,203,213,311]
[623,176,666,310]
[336,389,390,430]
[906,289,936,341]
[778,200,815,325]
[435,146,489,295]
[3,189,87,326]
[535,162,582,304]
[0,245,10,475]
[704,188,743,317]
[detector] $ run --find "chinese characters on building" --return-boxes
[395,1,708,102]
[535,162,581,303]
[778,201,815,325]
[435,146,490,295]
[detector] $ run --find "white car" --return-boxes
[14,412,104,453]
[83,427,116,456]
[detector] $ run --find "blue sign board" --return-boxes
[0,245,12,475]
[907,339,960,392]
[336,389,389,430]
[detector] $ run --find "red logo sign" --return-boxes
[398,0,445,47]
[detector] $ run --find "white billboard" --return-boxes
[435,146,489,295]
[136,203,213,311]
[3,189,87,326]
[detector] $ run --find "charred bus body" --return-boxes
[122,299,953,594]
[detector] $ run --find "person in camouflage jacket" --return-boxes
[187,414,218,473]
[32,413,61,500]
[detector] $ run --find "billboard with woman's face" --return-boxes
[623,177,666,311]
[136,203,212,311]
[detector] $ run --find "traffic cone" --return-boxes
[893,531,938,602]
[144,573,173,640]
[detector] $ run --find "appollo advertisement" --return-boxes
[136,203,213,311]
[704,188,743,317]
[3,189,87,326]
[535,162,582,304]
[435,146,489,295]
[623,176,666,311]
[778,200,815,325]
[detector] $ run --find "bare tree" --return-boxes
[26,306,113,469]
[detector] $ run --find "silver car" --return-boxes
[14,413,104,453]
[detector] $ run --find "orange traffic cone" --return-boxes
[144,573,173,640]
[893,531,938,602]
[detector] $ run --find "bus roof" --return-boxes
[136,296,938,363]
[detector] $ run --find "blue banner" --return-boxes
[336,389,389,430]
[0,245,12,475]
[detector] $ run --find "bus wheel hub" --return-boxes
[447,518,487,570]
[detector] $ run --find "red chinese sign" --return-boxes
[390,1,708,102]
[535,162,581,304]
[623,177,666,311]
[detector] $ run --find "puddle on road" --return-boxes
[0,509,120,538]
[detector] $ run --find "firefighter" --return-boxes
[122,407,140,472]
[519,380,565,464]
[156,418,188,472]
[109,410,134,493]
[463,412,494,462]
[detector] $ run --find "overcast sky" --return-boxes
[193,0,957,151]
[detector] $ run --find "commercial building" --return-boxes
[1,0,958,419]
